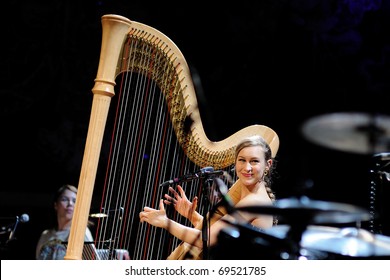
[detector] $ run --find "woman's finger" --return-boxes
[168,186,178,196]
[177,185,187,199]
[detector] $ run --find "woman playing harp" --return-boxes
[65,14,279,260]
[140,135,278,259]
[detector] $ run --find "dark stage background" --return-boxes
[1,0,390,259]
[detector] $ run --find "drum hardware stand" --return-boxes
[354,114,390,235]
[369,153,390,235]
[282,209,319,260]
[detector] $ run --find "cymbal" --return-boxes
[236,196,370,224]
[302,226,390,257]
[301,112,390,154]
[265,225,390,257]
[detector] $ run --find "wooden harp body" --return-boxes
[65,14,279,260]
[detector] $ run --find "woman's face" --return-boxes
[54,189,76,221]
[235,146,270,186]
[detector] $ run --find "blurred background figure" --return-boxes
[35,184,94,260]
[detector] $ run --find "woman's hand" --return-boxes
[164,185,198,220]
[139,199,169,229]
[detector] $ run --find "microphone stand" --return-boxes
[200,174,214,260]
[7,216,20,244]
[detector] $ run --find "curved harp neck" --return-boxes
[114,18,279,168]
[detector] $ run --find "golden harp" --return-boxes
[64,14,279,260]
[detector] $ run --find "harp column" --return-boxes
[64,15,131,260]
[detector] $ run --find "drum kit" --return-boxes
[211,112,390,260]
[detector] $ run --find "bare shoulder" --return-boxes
[235,193,272,208]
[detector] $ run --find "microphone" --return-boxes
[8,213,29,242]
[19,214,30,223]
[160,167,224,187]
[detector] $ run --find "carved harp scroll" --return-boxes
[65,14,279,260]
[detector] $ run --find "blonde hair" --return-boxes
[54,184,77,203]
